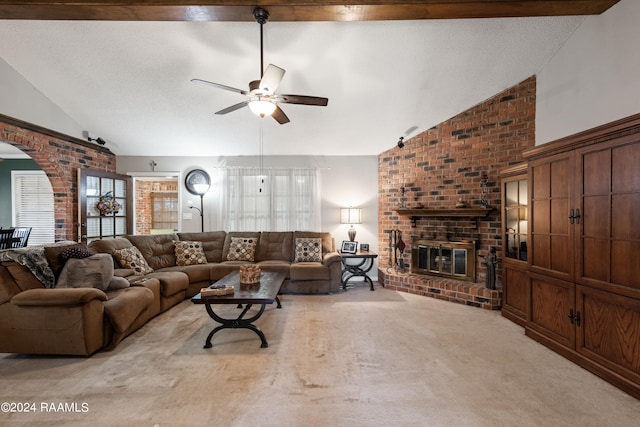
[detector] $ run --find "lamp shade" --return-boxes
[248,99,277,117]
[193,183,210,195]
[340,208,362,224]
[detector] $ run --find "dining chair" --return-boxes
[11,227,32,248]
[0,228,15,250]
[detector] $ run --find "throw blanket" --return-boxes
[0,241,76,289]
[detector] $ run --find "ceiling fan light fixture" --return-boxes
[248,98,277,117]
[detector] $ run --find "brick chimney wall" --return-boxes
[1,115,115,241]
[378,76,536,293]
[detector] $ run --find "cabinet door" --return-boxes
[502,263,528,326]
[576,138,640,291]
[528,273,575,349]
[576,285,640,387]
[529,153,574,282]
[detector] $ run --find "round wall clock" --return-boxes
[184,169,211,195]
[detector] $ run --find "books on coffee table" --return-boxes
[200,284,235,297]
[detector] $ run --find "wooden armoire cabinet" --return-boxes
[523,113,640,399]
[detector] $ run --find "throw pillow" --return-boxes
[59,245,93,263]
[44,243,93,279]
[227,237,257,261]
[112,246,154,275]
[294,237,323,262]
[56,253,114,291]
[174,241,207,266]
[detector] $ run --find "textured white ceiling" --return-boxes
[0,16,584,157]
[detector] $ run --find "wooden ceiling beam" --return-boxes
[0,1,621,22]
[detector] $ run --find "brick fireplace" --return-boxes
[377,76,536,309]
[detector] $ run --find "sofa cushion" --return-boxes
[126,234,178,270]
[256,260,291,277]
[290,263,330,281]
[173,241,207,266]
[293,231,334,256]
[294,237,323,262]
[103,286,154,334]
[4,263,45,292]
[112,247,154,275]
[256,232,293,262]
[210,262,251,281]
[88,237,133,261]
[145,271,189,297]
[226,237,257,261]
[56,253,114,291]
[163,264,212,284]
[0,265,22,304]
[178,231,226,263]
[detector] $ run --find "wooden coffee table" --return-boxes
[191,270,285,348]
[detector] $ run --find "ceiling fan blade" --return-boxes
[276,94,329,106]
[259,64,285,94]
[215,101,249,115]
[191,78,248,95]
[271,105,290,124]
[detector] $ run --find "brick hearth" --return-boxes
[379,269,502,310]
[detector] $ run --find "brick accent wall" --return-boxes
[378,76,536,307]
[0,115,116,241]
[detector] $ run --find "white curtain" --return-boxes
[213,167,320,232]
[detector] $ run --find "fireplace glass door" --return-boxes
[412,240,476,282]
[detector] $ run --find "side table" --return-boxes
[339,250,379,291]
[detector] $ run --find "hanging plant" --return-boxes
[96,191,121,216]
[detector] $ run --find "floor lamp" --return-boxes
[185,169,211,232]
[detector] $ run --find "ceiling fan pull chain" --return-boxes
[259,120,264,193]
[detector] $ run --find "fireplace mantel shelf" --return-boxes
[396,207,493,227]
[396,208,493,217]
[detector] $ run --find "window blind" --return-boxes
[12,170,55,245]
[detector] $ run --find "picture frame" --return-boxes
[360,243,369,252]
[341,240,358,254]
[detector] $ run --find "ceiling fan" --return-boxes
[191,7,329,125]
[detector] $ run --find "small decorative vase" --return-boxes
[455,199,467,208]
[239,265,261,284]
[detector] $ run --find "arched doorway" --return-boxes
[0,141,55,245]
[1,114,116,242]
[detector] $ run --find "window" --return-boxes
[11,170,55,245]
[151,192,178,231]
[81,171,130,241]
[214,167,320,231]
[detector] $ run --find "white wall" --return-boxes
[536,0,640,145]
[116,155,379,279]
[0,58,84,138]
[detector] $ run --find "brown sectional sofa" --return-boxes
[0,231,341,356]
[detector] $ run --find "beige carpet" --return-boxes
[1,284,640,426]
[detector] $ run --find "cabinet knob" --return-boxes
[568,309,575,324]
